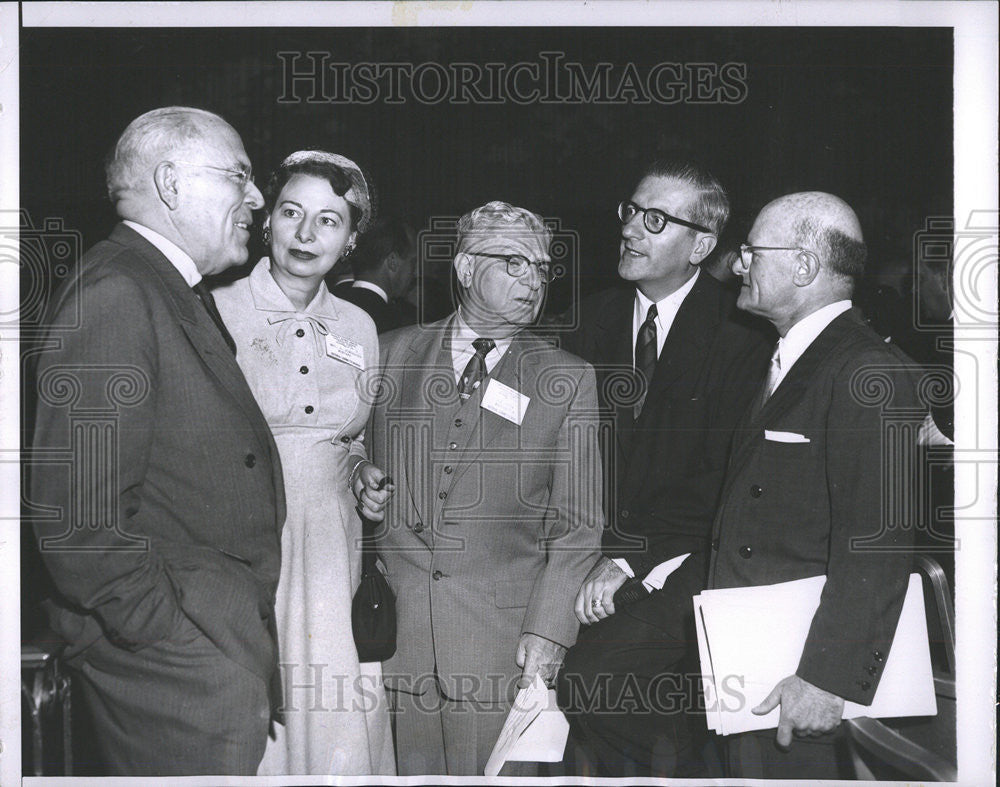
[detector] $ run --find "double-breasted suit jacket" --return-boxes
[708,308,923,704]
[368,316,604,705]
[30,224,285,772]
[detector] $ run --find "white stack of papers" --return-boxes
[694,573,937,735]
[484,674,570,776]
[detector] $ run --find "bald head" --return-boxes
[759,192,867,286]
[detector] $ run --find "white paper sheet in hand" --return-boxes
[695,573,936,735]
[484,674,570,776]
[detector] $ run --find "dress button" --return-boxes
[738,545,752,559]
[711,538,719,551]
[454,418,463,427]
[295,328,305,338]
[858,680,871,691]
[244,453,256,468]
[439,491,447,500]
[304,405,314,414]
[413,522,424,533]
[449,441,458,450]
[444,465,453,474]
[750,485,763,498]
[620,509,629,520]
[340,436,351,444]
[872,649,884,661]
[432,570,443,580]
[300,365,309,374]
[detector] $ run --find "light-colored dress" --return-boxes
[214,258,395,776]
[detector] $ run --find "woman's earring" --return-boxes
[343,242,356,258]
[262,226,271,245]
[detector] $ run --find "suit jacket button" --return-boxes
[858,680,871,691]
[454,418,463,427]
[413,522,424,533]
[711,538,719,551]
[244,453,256,468]
[620,509,629,520]
[444,465,453,474]
[438,491,448,500]
[449,441,458,450]
[872,649,884,661]
[738,545,752,559]
[750,485,763,498]
[432,570,443,580]
[867,666,878,675]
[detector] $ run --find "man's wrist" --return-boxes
[610,557,634,578]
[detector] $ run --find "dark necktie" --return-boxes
[192,281,237,356]
[458,337,496,400]
[634,303,658,418]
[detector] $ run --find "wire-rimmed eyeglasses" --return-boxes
[470,252,557,283]
[173,160,255,188]
[617,200,711,234]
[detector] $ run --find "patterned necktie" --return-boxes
[634,303,658,418]
[458,337,495,400]
[193,281,237,356]
[763,342,782,401]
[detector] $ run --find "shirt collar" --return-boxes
[779,300,853,372]
[452,308,515,357]
[351,279,389,303]
[123,220,201,287]
[635,269,700,331]
[248,257,341,320]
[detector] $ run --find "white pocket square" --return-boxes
[764,429,810,443]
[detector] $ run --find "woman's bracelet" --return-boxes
[348,458,371,491]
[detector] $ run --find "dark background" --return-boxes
[20,23,953,628]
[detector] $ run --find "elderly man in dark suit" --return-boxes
[30,107,284,775]
[367,201,604,775]
[555,158,772,777]
[710,191,922,779]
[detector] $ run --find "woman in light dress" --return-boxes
[214,150,395,776]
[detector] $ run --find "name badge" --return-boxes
[481,379,530,425]
[325,333,365,370]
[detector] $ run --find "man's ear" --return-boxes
[153,162,181,210]
[689,233,718,265]
[453,253,473,288]
[792,250,821,287]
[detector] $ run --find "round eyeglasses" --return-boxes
[618,200,711,234]
[470,252,557,283]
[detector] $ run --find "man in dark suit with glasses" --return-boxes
[556,158,771,777]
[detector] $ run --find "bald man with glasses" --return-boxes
[556,158,771,778]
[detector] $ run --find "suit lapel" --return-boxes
[111,225,276,453]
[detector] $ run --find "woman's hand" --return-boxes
[351,460,395,522]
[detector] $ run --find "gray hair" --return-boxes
[456,201,551,255]
[105,107,227,203]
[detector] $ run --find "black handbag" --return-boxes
[351,498,397,662]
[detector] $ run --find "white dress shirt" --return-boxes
[351,279,389,303]
[770,300,853,393]
[632,269,700,365]
[123,220,202,287]
[449,309,514,384]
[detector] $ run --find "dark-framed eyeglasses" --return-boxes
[739,244,815,267]
[617,200,711,234]
[174,160,255,188]
[471,252,557,283]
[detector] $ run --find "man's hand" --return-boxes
[352,461,395,522]
[752,675,846,748]
[515,633,567,689]
[574,556,629,624]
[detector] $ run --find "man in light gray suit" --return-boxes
[366,201,603,775]
[30,107,284,775]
